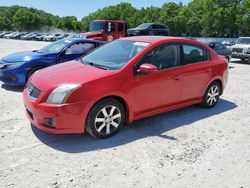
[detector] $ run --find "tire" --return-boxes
[86,98,125,138]
[200,82,221,108]
[241,58,246,61]
[26,67,44,82]
[247,57,250,64]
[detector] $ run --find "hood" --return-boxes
[231,44,250,48]
[29,60,116,91]
[2,51,56,63]
[81,31,102,38]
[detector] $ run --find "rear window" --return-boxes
[182,44,210,64]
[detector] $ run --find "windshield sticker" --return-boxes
[133,42,150,47]
[64,40,72,43]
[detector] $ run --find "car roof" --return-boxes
[93,20,126,23]
[63,37,105,44]
[120,36,208,47]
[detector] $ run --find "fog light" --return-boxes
[45,118,56,128]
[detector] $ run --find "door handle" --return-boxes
[205,68,212,73]
[172,75,181,80]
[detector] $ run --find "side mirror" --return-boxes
[138,63,158,74]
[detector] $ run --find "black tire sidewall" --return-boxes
[86,98,125,138]
[26,67,43,82]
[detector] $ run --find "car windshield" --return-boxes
[237,38,250,44]
[137,23,151,29]
[90,22,105,32]
[38,39,72,53]
[81,40,150,70]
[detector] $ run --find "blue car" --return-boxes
[0,38,104,86]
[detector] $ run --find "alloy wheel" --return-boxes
[206,85,220,106]
[94,106,122,135]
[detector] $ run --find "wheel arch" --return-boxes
[26,65,47,81]
[87,95,131,124]
[206,78,223,95]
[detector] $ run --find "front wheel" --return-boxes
[200,82,221,108]
[26,67,44,82]
[86,98,125,138]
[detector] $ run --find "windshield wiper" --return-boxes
[81,60,109,70]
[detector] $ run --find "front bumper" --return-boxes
[23,86,86,134]
[232,52,250,59]
[0,67,26,85]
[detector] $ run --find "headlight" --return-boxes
[243,48,249,53]
[7,62,25,69]
[247,48,250,53]
[46,84,80,104]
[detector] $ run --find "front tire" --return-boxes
[26,67,44,82]
[201,82,221,108]
[86,98,125,138]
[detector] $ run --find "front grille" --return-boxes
[232,48,243,53]
[27,83,41,99]
[0,63,7,69]
[0,75,17,82]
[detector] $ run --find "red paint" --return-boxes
[23,37,228,134]
[80,20,127,42]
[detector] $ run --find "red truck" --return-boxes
[80,20,127,42]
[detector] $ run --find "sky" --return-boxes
[0,0,191,20]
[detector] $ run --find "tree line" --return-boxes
[0,0,250,37]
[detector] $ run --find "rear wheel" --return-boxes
[86,98,125,138]
[247,57,250,64]
[240,58,246,61]
[201,82,221,108]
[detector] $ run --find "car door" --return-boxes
[180,43,212,102]
[106,21,117,42]
[148,24,158,35]
[57,42,96,63]
[214,43,226,56]
[117,23,125,38]
[134,43,183,114]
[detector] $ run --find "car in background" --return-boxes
[44,34,60,41]
[13,32,29,39]
[51,33,69,41]
[127,23,170,37]
[3,32,18,39]
[222,41,236,47]
[81,20,127,42]
[33,33,46,41]
[0,31,11,38]
[20,33,36,40]
[231,37,250,63]
[23,36,228,138]
[207,42,232,62]
[0,38,104,85]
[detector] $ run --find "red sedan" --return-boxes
[23,36,228,138]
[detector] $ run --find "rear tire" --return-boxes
[86,98,125,138]
[240,58,246,61]
[200,82,221,108]
[247,57,250,64]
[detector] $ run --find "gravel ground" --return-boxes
[0,39,250,188]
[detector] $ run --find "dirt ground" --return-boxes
[0,39,249,188]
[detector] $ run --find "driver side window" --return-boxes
[65,43,95,55]
[138,44,180,71]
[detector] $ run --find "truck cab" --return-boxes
[80,20,127,42]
